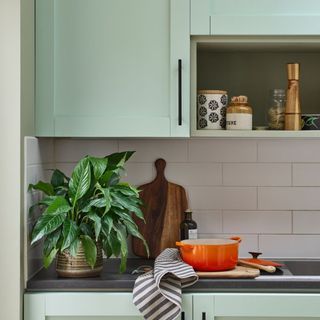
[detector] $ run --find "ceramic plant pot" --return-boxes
[56,242,103,278]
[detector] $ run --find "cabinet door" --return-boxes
[24,293,193,320]
[36,0,190,137]
[193,294,215,320]
[191,0,320,35]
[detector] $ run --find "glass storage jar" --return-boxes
[267,89,286,130]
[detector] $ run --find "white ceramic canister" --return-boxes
[226,95,253,130]
[197,90,228,130]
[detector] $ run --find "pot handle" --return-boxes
[176,242,194,250]
[230,236,242,243]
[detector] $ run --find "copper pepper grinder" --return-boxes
[284,63,301,130]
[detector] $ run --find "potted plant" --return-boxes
[29,151,148,277]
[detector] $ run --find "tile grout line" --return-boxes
[291,162,293,186]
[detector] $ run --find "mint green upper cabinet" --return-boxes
[191,0,320,35]
[36,0,190,137]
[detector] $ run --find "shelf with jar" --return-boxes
[190,36,320,138]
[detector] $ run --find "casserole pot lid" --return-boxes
[180,238,238,246]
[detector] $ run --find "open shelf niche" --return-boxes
[191,36,320,138]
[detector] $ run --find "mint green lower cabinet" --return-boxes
[24,292,320,320]
[193,293,320,319]
[36,0,190,137]
[191,0,320,35]
[24,293,193,320]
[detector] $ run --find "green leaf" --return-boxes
[87,213,101,241]
[81,235,97,268]
[79,223,94,238]
[39,196,58,206]
[69,238,80,257]
[106,151,134,169]
[113,184,139,196]
[82,198,107,213]
[112,192,144,221]
[43,196,71,215]
[130,206,144,221]
[89,157,108,180]
[43,248,58,268]
[43,229,61,256]
[100,187,111,214]
[124,220,149,257]
[69,157,92,205]
[114,224,128,273]
[102,239,113,258]
[31,211,67,244]
[61,219,78,252]
[107,230,121,257]
[112,208,135,224]
[101,214,113,236]
[28,181,54,196]
[51,169,68,188]
[100,170,120,187]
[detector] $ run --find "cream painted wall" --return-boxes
[0,0,21,319]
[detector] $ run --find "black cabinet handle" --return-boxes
[178,59,182,126]
[181,311,185,320]
[202,312,206,320]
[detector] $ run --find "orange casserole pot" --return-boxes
[176,237,241,271]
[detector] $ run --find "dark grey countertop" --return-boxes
[26,258,320,293]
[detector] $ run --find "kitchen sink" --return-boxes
[284,260,320,276]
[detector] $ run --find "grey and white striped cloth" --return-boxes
[133,248,198,320]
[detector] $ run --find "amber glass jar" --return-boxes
[226,96,253,130]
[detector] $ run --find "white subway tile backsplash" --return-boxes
[122,163,154,186]
[193,211,223,233]
[165,163,222,186]
[25,137,320,264]
[223,211,292,234]
[259,235,320,258]
[258,187,320,210]
[223,163,291,186]
[119,139,188,162]
[199,234,258,257]
[188,186,257,210]
[293,211,320,234]
[258,140,320,162]
[54,139,118,162]
[293,164,320,186]
[25,137,54,165]
[189,139,257,162]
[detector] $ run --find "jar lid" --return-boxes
[198,90,227,94]
[271,89,286,96]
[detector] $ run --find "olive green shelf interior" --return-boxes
[191,36,320,138]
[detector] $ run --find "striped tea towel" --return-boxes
[133,248,198,320]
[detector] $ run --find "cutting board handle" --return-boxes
[154,158,167,181]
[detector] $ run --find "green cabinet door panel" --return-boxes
[24,293,193,320]
[192,293,320,319]
[193,294,215,320]
[36,0,190,137]
[191,0,320,35]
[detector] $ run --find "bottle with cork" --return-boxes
[285,63,301,130]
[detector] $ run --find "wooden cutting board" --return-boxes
[132,158,188,258]
[197,266,260,279]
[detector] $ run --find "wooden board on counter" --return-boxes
[132,159,188,258]
[197,266,260,279]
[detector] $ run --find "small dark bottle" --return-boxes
[180,209,198,240]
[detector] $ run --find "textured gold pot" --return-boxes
[56,242,103,278]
